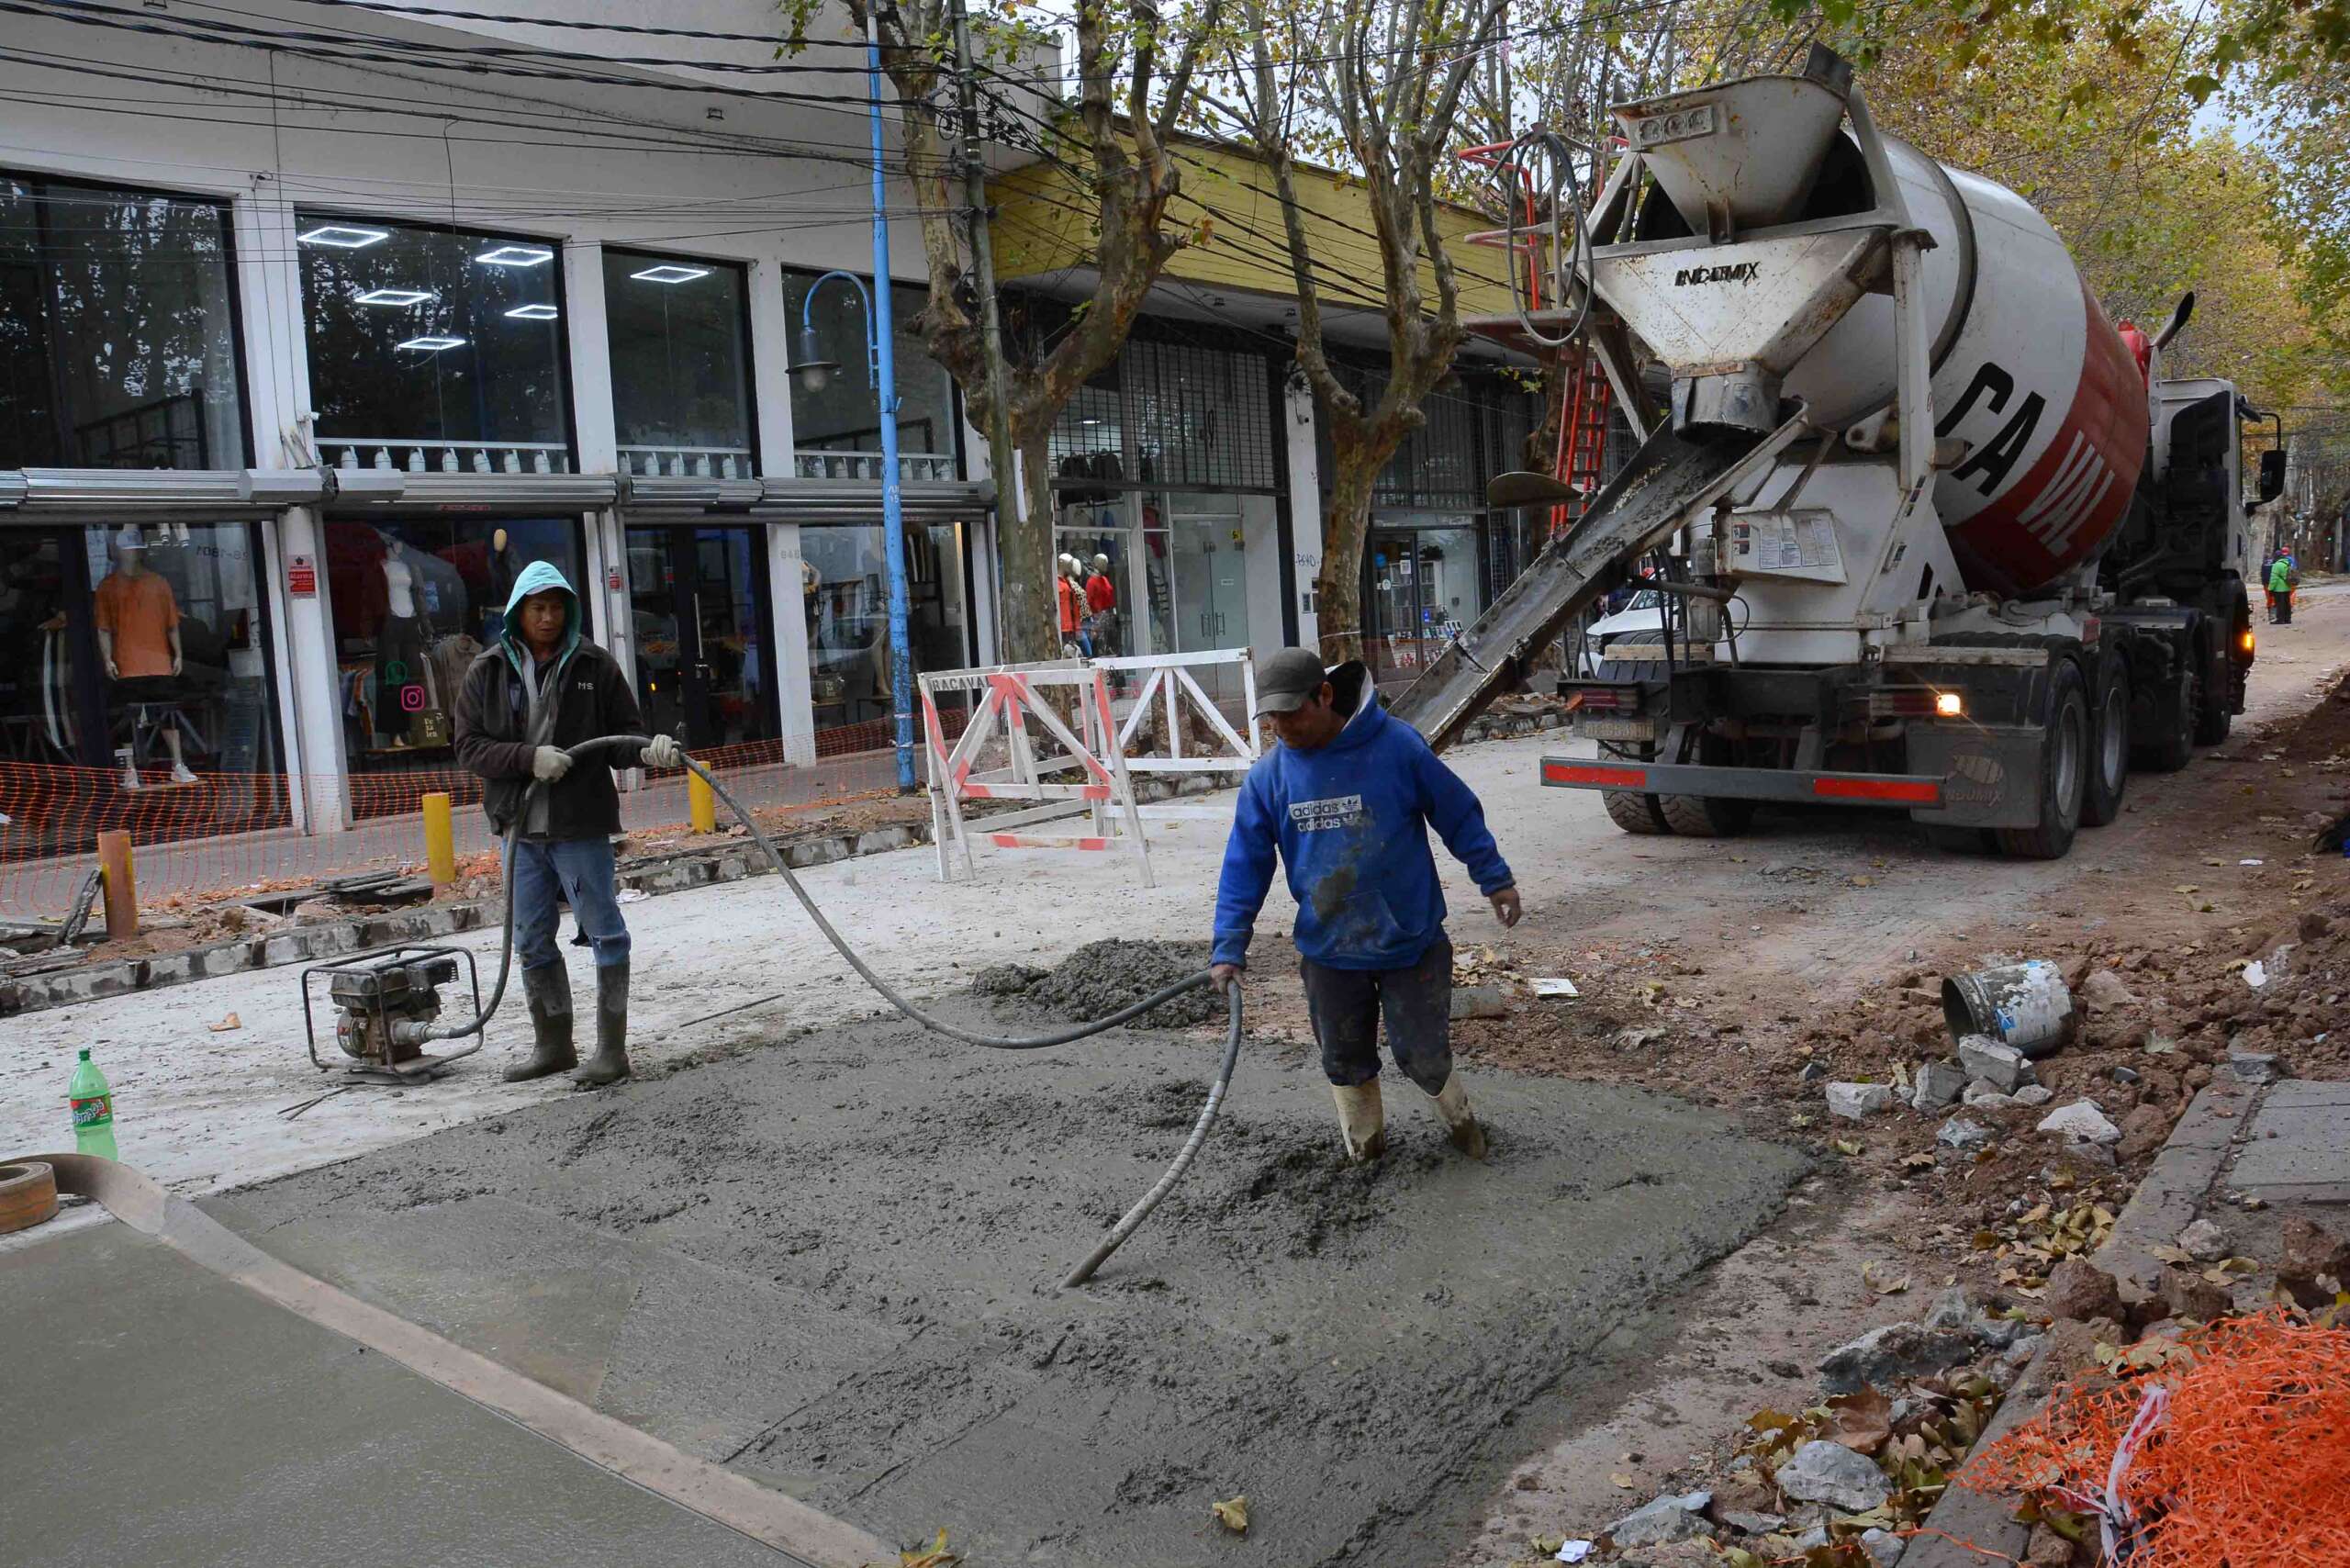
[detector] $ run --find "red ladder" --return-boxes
[1550,349,1613,537]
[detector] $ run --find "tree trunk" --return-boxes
[1317,452,1382,666]
[1000,417,1060,666]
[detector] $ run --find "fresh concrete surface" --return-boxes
[2229,1080,2350,1203]
[209,1001,1809,1567]
[0,1221,798,1568]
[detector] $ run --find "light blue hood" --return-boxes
[500,559,582,674]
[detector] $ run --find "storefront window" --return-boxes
[783,271,957,482]
[800,522,966,734]
[323,517,585,778]
[1365,520,1485,685]
[298,216,571,475]
[0,174,245,469]
[604,250,755,478]
[0,522,282,863]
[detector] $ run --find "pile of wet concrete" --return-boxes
[972,936,1225,1027]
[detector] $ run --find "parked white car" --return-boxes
[1580,589,1666,675]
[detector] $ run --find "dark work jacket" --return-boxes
[453,628,647,840]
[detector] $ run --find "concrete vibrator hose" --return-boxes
[407,734,1243,1289]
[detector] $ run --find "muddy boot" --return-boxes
[1426,1073,1489,1160]
[505,964,576,1081]
[574,960,632,1088]
[1330,1081,1386,1162]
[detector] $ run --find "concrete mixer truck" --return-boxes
[1391,46,2286,857]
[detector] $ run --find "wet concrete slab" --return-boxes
[214,1002,1808,1567]
[0,1221,798,1568]
[2230,1080,2350,1204]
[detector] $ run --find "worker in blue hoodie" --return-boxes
[1211,647,1520,1161]
[454,563,680,1087]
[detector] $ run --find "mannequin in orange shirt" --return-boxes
[94,527,196,788]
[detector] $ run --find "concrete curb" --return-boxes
[1904,1080,2267,1567]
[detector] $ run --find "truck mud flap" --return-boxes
[1903,723,2048,829]
[1388,412,1811,753]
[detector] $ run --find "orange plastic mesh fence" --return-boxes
[0,709,968,923]
[1959,1310,2350,1568]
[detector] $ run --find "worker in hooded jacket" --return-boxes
[454,563,681,1087]
[1210,647,1521,1161]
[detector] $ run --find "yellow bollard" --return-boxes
[96,829,137,940]
[421,791,457,885]
[688,767,717,834]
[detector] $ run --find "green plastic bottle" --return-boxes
[69,1047,118,1161]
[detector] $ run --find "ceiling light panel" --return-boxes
[354,287,434,307]
[630,263,712,285]
[298,225,390,249]
[504,303,560,320]
[396,335,467,352]
[475,244,554,267]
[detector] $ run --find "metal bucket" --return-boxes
[1942,960,2075,1058]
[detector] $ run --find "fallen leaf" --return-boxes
[1827,1386,1894,1453]
[2174,884,2199,894]
[1863,1261,1911,1295]
[1903,1153,1937,1170]
[1212,1496,1249,1534]
[886,1529,960,1568]
[209,1013,241,1032]
[1608,1473,1638,1489]
[1833,1138,1863,1157]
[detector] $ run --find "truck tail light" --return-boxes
[2241,629,2255,655]
[1868,688,1959,718]
[1561,684,1643,713]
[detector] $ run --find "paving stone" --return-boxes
[1911,1060,1967,1113]
[1608,1491,1716,1549]
[1937,1116,1993,1152]
[1959,1036,2031,1092]
[2036,1101,2121,1145]
[1828,1081,1897,1120]
[1774,1440,1891,1512]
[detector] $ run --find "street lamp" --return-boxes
[785,12,917,793]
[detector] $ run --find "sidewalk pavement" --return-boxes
[0,1221,815,1568]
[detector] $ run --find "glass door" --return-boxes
[624,524,778,750]
[1366,529,1421,684]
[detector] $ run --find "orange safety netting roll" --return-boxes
[1960,1310,2350,1567]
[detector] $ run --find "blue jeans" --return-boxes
[507,835,630,971]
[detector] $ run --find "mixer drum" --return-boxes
[1778,133,2152,598]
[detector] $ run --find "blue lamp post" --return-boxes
[789,14,916,792]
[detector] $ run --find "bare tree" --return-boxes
[1232,0,1512,661]
[795,0,1226,663]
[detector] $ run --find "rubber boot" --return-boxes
[574,960,632,1088]
[1330,1081,1386,1162]
[1426,1073,1489,1160]
[505,964,576,1081]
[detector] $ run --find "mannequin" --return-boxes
[1057,552,1087,656]
[374,529,433,749]
[482,525,520,643]
[1084,552,1118,657]
[94,527,195,789]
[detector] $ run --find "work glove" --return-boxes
[532,745,574,783]
[643,734,682,769]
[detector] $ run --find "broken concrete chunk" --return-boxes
[2177,1218,2227,1263]
[1799,1058,1830,1083]
[1958,1036,2031,1092]
[1449,984,1508,1021]
[2222,1051,2286,1085]
[2043,1257,2123,1322]
[1774,1440,1892,1512]
[2036,1101,2122,1145]
[2077,969,2136,1011]
[1861,1526,1908,1566]
[1910,1059,1967,1113]
[1817,1322,1975,1394]
[2011,1084,2054,1108]
[1607,1491,1716,1549]
[1963,1079,2018,1109]
[1921,1287,1975,1333]
[1937,1116,1993,1152]
[1714,1510,1785,1537]
[1827,1081,1897,1120]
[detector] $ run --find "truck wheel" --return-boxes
[2082,658,2130,827]
[1661,793,1757,836]
[2132,666,2196,773]
[1604,787,1671,834]
[1996,658,2088,859]
[2192,634,2232,745]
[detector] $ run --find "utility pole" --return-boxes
[948,0,1025,662]
[866,6,917,791]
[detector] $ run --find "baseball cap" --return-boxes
[1254,647,1330,715]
